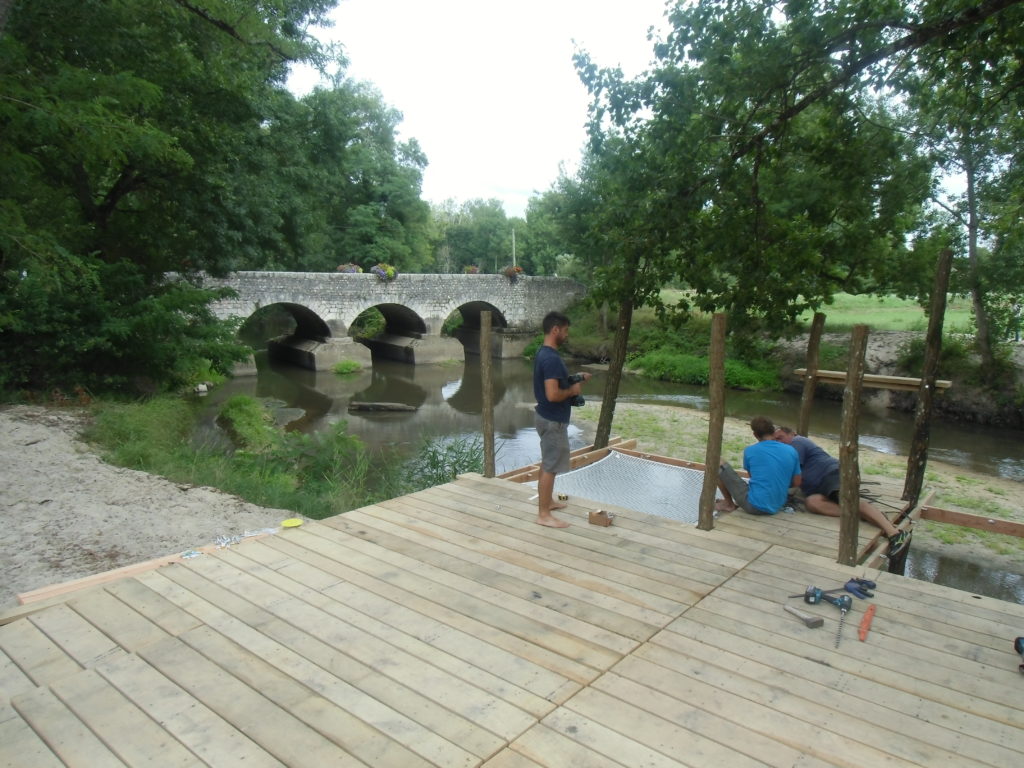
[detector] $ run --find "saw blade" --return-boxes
[835,609,847,648]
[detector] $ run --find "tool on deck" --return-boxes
[784,604,823,628]
[792,587,852,646]
[859,604,877,641]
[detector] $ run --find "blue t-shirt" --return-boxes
[789,435,837,496]
[534,344,571,423]
[742,439,800,514]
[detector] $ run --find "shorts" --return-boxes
[719,462,773,515]
[813,468,841,502]
[535,413,570,475]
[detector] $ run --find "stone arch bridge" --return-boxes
[202,271,588,370]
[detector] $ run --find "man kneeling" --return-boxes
[716,416,801,515]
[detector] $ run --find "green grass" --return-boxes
[795,293,974,333]
[332,360,363,375]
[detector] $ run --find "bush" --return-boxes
[631,349,779,390]
[333,360,363,375]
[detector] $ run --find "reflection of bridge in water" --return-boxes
[202,271,586,370]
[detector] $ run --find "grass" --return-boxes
[795,293,975,333]
[85,395,486,521]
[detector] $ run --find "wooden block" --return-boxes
[588,510,614,527]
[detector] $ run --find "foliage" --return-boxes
[393,435,485,494]
[503,264,524,282]
[630,350,780,391]
[429,199,512,273]
[332,360,363,375]
[0,0,435,395]
[463,265,480,274]
[371,263,398,282]
[336,263,363,273]
[88,394,399,520]
[348,307,386,339]
[217,395,277,453]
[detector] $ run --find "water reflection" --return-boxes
[905,546,1024,604]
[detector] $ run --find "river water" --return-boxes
[199,356,1024,602]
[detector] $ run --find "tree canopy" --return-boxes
[1,0,431,393]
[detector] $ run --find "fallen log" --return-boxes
[347,401,418,412]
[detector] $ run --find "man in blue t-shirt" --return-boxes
[533,311,591,528]
[773,426,909,554]
[716,416,801,515]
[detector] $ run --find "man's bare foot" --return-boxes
[714,499,736,512]
[537,515,570,528]
[550,502,568,510]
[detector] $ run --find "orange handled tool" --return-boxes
[858,604,876,641]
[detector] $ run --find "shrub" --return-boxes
[336,263,362,273]
[332,360,362,375]
[371,263,398,282]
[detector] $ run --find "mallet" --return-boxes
[784,604,824,628]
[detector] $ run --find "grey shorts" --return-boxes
[720,462,770,515]
[535,413,570,475]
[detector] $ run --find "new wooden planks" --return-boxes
[0,712,67,768]
[11,683,130,767]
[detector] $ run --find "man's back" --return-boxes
[790,435,837,496]
[742,439,800,514]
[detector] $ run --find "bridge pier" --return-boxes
[455,328,535,358]
[266,335,372,372]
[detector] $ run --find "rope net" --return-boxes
[530,451,719,524]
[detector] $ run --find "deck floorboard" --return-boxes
[2,474,1021,767]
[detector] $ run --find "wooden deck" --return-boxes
[2,474,1022,767]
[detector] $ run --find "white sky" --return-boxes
[289,0,672,217]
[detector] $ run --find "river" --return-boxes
[198,356,1024,602]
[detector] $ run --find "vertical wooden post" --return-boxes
[797,312,827,436]
[481,311,495,478]
[903,248,953,506]
[837,324,868,566]
[698,313,727,531]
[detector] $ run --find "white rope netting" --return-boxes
[529,451,722,524]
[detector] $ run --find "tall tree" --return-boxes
[572,0,1023,446]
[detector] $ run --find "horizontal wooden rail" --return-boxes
[794,369,951,392]
[919,506,1024,538]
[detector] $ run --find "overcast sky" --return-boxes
[289,0,672,217]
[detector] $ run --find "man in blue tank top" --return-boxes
[716,416,801,515]
[533,311,591,527]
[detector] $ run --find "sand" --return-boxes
[0,405,291,611]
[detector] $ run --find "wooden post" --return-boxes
[837,324,868,566]
[903,248,953,506]
[698,313,727,531]
[797,312,826,436]
[481,311,495,477]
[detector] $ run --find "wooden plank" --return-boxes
[95,650,285,768]
[342,504,675,635]
[480,749,547,768]
[179,625,446,768]
[253,533,599,689]
[0,617,81,687]
[215,545,558,721]
[104,577,205,637]
[50,668,203,767]
[571,681,804,767]
[27,604,120,668]
[0,647,35,724]
[181,552,539,744]
[65,587,172,652]
[11,683,129,767]
[660,616,1024,763]
[137,568,507,762]
[508,723,628,768]
[134,633,368,767]
[0,712,66,768]
[794,368,951,390]
[643,627,1017,767]
[919,506,1024,537]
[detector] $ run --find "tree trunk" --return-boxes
[964,152,996,372]
[837,325,868,566]
[698,313,727,530]
[594,297,633,449]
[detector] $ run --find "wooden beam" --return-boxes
[794,369,951,392]
[837,325,868,566]
[497,437,633,483]
[919,506,1024,538]
[797,312,826,435]
[699,313,727,531]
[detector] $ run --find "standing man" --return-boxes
[716,416,801,515]
[773,426,910,554]
[534,311,591,528]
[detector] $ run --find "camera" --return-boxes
[567,373,586,407]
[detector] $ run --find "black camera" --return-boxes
[567,373,586,407]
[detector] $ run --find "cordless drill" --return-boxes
[802,586,852,647]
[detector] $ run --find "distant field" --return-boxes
[796,293,974,333]
[655,290,975,334]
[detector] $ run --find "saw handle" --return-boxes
[858,604,877,641]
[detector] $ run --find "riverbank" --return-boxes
[2,399,1021,612]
